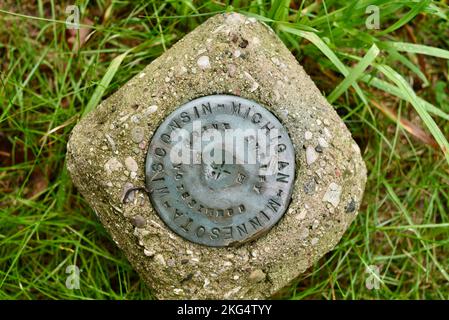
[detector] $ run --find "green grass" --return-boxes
[1,0,449,300]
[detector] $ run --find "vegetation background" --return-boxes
[1,0,448,299]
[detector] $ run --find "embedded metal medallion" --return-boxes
[145,95,295,247]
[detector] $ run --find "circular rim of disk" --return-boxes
[145,95,296,247]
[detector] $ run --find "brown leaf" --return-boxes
[66,18,94,51]
[26,168,48,199]
[405,24,429,83]
[371,100,439,149]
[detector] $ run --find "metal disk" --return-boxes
[145,95,295,247]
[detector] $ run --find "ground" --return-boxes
[0,0,448,299]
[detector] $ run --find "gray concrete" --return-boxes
[66,12,367,299]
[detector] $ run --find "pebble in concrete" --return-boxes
[323,182,343,207]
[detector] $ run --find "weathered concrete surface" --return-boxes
[66,12,366,299]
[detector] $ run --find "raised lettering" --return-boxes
[236,223,248,237]
[201,103,212,115]
[276,172,289,183]
[267,198,281,212]
[249,216,263,229]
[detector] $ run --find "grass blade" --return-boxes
[328,44,380,103]
[280,25,368,105]
[360,75,449,121]
[268,0,290,22]
[370,100,438,149]
[378,0,431,35]
[82,51,129,117]
[382,41,449,60]
[386,48,429,87]
[384,182,449,283]
[377,64,449,165]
